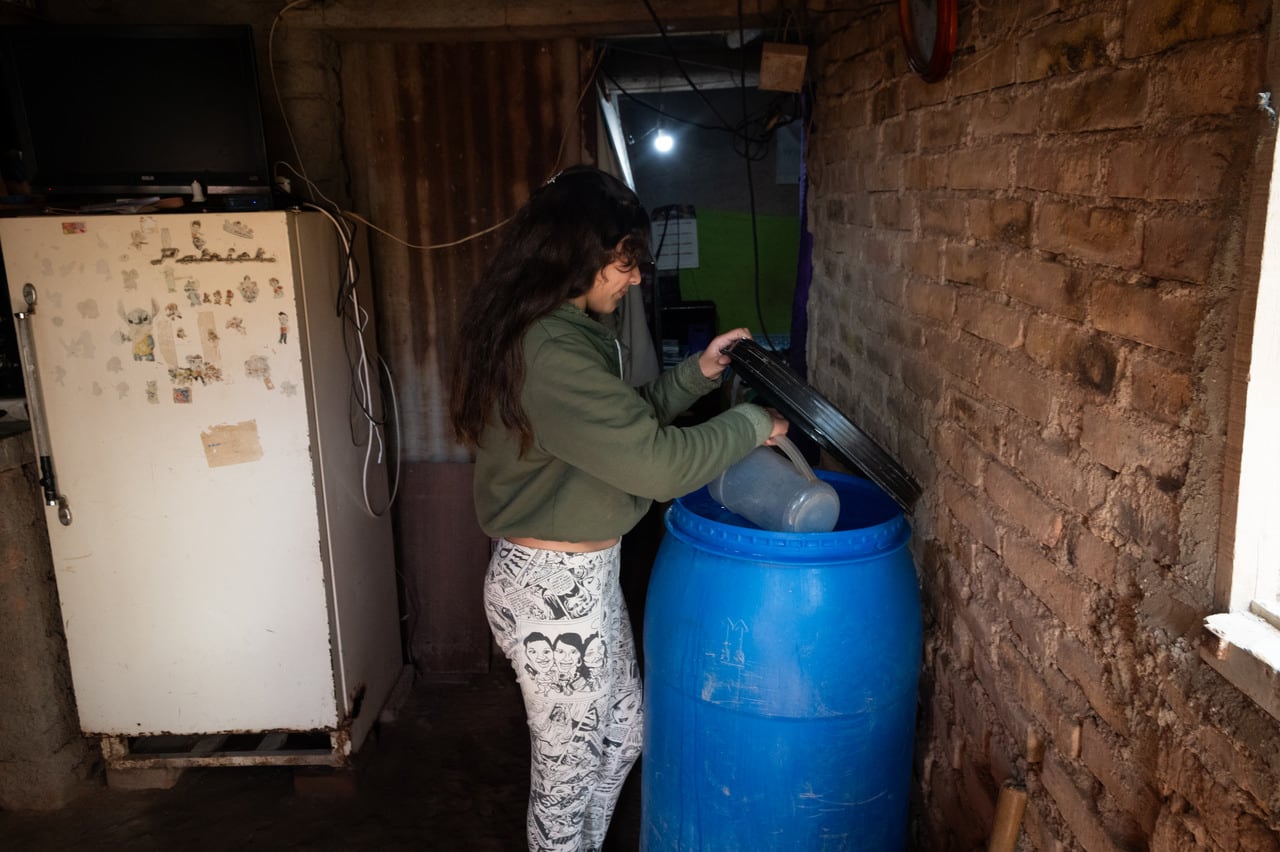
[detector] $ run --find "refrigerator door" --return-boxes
[1,211,338,735]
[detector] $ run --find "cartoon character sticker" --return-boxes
[223,219,254,239]
[197,312,221,365]
[238,275,259,303]
[168,354,222,387]
[245,355,273,390]
[117,299,158,361]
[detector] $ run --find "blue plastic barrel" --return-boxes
[642,470,921,851]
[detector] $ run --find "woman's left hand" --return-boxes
[699,328,753,380]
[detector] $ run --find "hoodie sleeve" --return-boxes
[523,333,772,501]
[634,354,721,425]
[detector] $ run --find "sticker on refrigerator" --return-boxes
[238,275,260,303]
[151,228,178,264]
[157,247,277,266]
[117,299,158,362]
[198,312,221,364]
[61,330,93,359]
[223,220,254,239]
[245,355,273,390]
[155,316,178,366]
[169,355,222,388]
[61,222,87,235]
[146,380,159,404]
[270,277,284,298]
[200,420,263,468]
[277,312,289,345]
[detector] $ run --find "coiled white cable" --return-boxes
[305,202,402,518]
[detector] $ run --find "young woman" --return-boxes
[450,165,788,852]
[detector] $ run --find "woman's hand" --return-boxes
[763,408,790,446]
[699,327,752,380]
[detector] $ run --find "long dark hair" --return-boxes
[450,166,651,452]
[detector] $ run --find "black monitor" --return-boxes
[0,24,272,204]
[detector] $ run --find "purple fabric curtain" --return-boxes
[788,97,813,381]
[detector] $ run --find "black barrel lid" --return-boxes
[725,338,922,513]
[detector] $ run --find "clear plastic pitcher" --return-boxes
[708,436,841,533]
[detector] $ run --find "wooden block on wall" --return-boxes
[759,42,808,92]
[393,461,492,674]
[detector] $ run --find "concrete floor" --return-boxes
[0,662,643,851]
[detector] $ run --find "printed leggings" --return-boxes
[483,539,643,852]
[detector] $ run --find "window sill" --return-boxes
[1202,611,1280,723]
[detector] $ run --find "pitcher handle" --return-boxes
[772,434,817,483]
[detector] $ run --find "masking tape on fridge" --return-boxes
[201,420,264,468]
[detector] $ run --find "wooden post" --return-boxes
[987,779,1028,852]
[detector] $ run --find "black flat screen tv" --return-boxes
[0,24,272,203]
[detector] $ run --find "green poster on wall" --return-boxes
[672,209,800,347]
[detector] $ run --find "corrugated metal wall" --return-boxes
[340,37,590,464]
[339,37,592,671]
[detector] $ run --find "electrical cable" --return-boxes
[621,0,816,353]
[738,0,773,351]
[305,202,402,519]
[638,0,738,134]
[600,68,785,162]
[308,199,414,656]
[622,1,784,349]
[269,0,319,204]
[274,160,347,219]
[632,0,801,165]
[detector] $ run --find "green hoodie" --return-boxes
[473,303,773,542]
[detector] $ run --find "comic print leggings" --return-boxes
[483,539,643,852]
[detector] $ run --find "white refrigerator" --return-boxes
[0,210,402,767]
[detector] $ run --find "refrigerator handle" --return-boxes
[14,284,73,526]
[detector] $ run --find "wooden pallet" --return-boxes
[100,728,350,770]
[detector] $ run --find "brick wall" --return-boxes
[806,1,1280,849]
